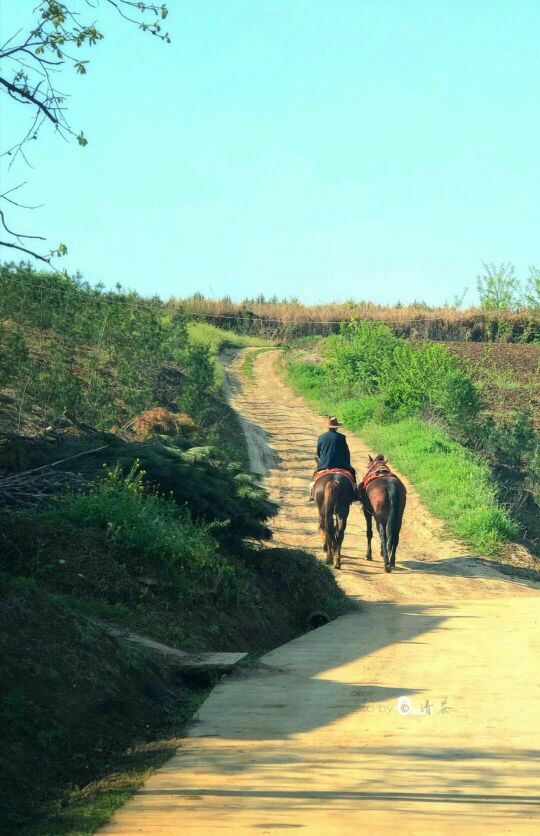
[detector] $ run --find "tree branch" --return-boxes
[0,240,52,264]
[0,209,46,241]
[0,75,59,124]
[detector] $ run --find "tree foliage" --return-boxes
[322,320,480,426]
[477,262,540,311]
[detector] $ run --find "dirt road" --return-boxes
[103,349,540,835]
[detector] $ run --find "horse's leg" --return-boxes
[333,508,349,570]
[387,485,405,568]
[390,532,399,568]
[377,518,390,573]
[333,518,341,569]
[363,507,373,561]
[318,507,332,564]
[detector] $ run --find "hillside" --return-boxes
[0,263,350,833]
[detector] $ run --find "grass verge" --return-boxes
[187,322,272,352]
[186,322,274,387]
[241,347,275,380]
[284,360,517,555]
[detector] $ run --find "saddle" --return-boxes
[312,468,357,490]
[358,460,404,506]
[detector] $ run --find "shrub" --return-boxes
[179,342,216,422]
[44,462,229,594]
[286,362,327,398]
[324,320,396,395]
[321,320,480,427]
[338,397,381,430]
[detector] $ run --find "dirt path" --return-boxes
[102,349,540,835]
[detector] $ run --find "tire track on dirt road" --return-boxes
[102,348,540,835]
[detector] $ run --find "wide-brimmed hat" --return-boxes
[327,416,343,428]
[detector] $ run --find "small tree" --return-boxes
[180,343,216,423]
[523,267,540,311]
[476,262,519,310]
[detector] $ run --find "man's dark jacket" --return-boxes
[316,429,354,474]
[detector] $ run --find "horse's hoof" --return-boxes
[384,565,391,573]
[366,555,372,561]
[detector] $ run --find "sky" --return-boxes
[1,0,539,305]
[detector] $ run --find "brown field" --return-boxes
[444,341,540,427]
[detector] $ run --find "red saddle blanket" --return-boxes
[313,468,357,489]
[361,464,403,491]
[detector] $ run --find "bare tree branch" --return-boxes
[0,240,52,264]
[0,209,46,242]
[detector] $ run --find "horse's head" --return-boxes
[368,453,385,466]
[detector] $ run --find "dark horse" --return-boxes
[359,454,406,573]
[313,471,355,569]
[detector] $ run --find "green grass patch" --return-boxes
[361,417,517,554]
[241,347,275,380]
[187,322,273,387]
[187,322,272,354]
[19,678,208,836]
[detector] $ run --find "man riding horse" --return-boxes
[309,419,406,573]
[309,417,357,569]
[310,416,356,498]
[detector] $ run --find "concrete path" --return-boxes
[102,350,540,835]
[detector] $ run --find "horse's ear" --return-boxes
[368,454,373,463]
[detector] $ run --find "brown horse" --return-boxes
[313,472,355,569]
[359,454,406,573]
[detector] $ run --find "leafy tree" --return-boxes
[523,267,540,311]
[476,262,520,310]
[1,1,170,263]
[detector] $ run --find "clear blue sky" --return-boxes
[2,1,539,304]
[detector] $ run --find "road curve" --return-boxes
[102,348,540,835]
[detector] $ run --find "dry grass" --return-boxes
[170,296,540,340]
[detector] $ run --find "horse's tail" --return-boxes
[323,479,339,555]
[386,482,405,561]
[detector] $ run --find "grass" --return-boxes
[173,293,540,342]
[186,322,274,386]
[241,347,275,380]
[187,322,273,353]
[361,417,517,554]
[23,696,207,836]
[284,359,517,555]
[179,296,540,326]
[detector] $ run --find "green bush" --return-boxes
[179,342,216,422]
[286,362,327,398]
[324,320,396,396]
[321,321,480,427]
[338,396,381,431]
[0,432,277,547]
